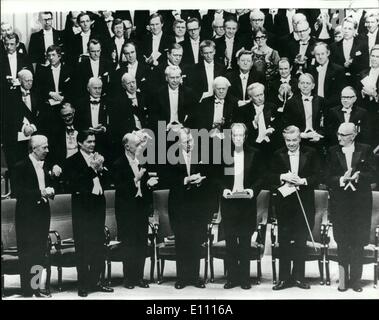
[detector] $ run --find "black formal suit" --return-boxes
[13,156,53,296]
[0,40,27,57]
[325,143,376,286]
[269,146,320,282]
[235,12,251,36]
[2,88,40,169]
[225,69,266,101]
[73,57,114,100]
[200,11,236,40]
[330,37,369,83]
[167,150,213,284]
[186,60,226,102]
[179,37,203,66]
[28,28,65,64]
[114,10,151,41]
[262,9,289,37]
[357,68,379,146]
[138,31,171,66]
[34,62,73,103]
[112,155,153,284]
[64,150,108,291]
[360,31,379,52]
[220,146,264,284]
[287,37,317,74]
[214,35,248,70]
[326,105,370,147]
[233,101,280,153]
[267,75,299,113]
[309,61,346,108]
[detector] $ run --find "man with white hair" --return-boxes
[3,69,40,169]
[362,11,379,53]
[325,122,376,292]
[13,135,59,297]
[0,22,27,56]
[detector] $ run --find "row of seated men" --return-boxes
[9,120,377,298]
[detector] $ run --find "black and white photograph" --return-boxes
[1,0,378,308]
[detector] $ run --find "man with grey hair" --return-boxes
[325,122,376,292]
[269,125,320,290]
[13,135,60,297]
[112,132,158,289]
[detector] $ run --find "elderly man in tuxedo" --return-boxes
[13,135,61,297]
[112,132,158,289]
[28,11,65,65]
[220,123,264,289]
[64,130,113,297]
[167,127,211,289]
[325,122,377,292]
[326,86,370,147]
[309,42,346,109]
[269,125,320,290]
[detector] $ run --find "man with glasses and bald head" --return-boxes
[325,122,377,292]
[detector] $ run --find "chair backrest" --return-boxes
[153,189,173,243]
[49,194,73,240]
[311,190,329,243]
[104,190,117,239]
[370,191,379,245]
[1,198,17,248]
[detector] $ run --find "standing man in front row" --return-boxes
[13,135,61,297]
[269,125,320,290]
[326,122,376,292]
[220,123,264,289]
[64,130,113,297]
[112,132,158,289]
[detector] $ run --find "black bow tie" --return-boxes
[300,42,309,46]
[90,99,100,104]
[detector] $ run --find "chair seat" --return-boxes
[211,240,263,260]
[327,243,376,260]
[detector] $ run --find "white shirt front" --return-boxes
[366,67,379,85]
[232,150,244,192]
[225,36,234,62]
[254,104,268,143]
[342,38,354,62]
[317,61,328,97]
[115,37,125,60]
[80,149,103,195]
[342,107,352,123]
[51,64,61,93]
[302,95,313,131]
[90,59,100,78]
[213,98,224,124]
[298,39,309,57]
[240,72,249,100]
[190,38,200,64]
[125,152,143,197]
[43,29,54,51]
[8,52,17,79]
[204,61,214,93]
[65,126,78,158]
[128,61,138,79]
[182,149,191,177]
[152,31,163,54]
[21,87,32,111]
[342,143,355,170]
[168,87,179,123]
[288,149,300,175]
[368,28,378,52]
[29,154,46,191]
[81,31,91,54]
[90,101,100,127]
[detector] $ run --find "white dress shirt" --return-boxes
[51,64,61,93]
[168,87,179,123]
[90,59,100,78]
[81,31,91,54]
[253,104,268,143]
[342,106,352,123]
[342,143,355,170]
[21,87,32,111]
[204,60,214,93]
[65,126,78,158]
[152,31,163,54]
[240,72,249,100]
[342,38,354,62]
[115,37,125,60]
[316,61,328,98]
[302,95,313,131]
[127,61,138,79]
[232,150,244,192]
[288,149,300,175]
[126,152,143,197]
[366,67,379,86]
[225,36,234,62]
[190,38,200,64]
[90,101,100,127]
[213,98,224,124]
[29,154,46,191]
[182,149,191,178]
[7,52,17,79]
[43,29,54,51]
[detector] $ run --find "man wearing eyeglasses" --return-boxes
[179,18,203,66]
[326,86,370,147]
[29,11,65,65]
[325,122,376,292]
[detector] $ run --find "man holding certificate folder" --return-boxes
[269,125,320,290]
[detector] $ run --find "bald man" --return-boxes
[112,132,158,288]
[13,135,59,297]
[325,122,377,292]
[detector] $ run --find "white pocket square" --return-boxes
[355,51,362,56]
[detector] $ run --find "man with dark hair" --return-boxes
[325,122,376,292]
[28,11,65,64]
[64,130,113,297]
[179,18,202,66]
[269,125,320,290]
